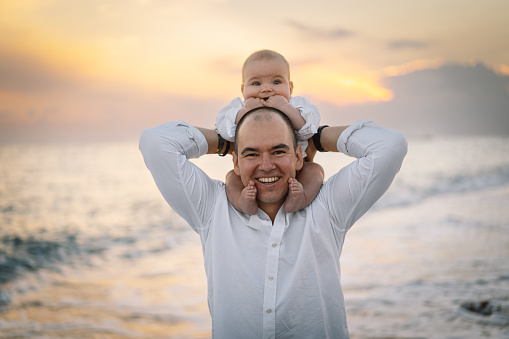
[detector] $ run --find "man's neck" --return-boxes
[258,202,284,224]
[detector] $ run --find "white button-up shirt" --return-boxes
[140,120,407,338]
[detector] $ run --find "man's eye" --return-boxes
[273,150,286,155]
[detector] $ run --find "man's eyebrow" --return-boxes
[272,143,291,151]
[240,144,291,155]
[240,147,259,155]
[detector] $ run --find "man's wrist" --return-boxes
[215,132,230,156]
[313,125,329,152]
[215,133,225,154]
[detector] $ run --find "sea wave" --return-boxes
[375,165,509,210]
[0,215,190,301]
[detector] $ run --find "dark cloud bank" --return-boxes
[318,63,509,136]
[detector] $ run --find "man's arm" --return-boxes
[140,121,229,232]
[196,127,234,155]
[316,121,408,231]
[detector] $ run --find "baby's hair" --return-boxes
[242,49,291,84]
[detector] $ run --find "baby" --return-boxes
[216,49,324,214]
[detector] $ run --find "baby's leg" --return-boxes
[284,162,324,213]
[225,170,258,215]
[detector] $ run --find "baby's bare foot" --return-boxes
[240,181,258,215]
[284,178,305,213]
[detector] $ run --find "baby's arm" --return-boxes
[225,170,258,215]
[262,95,306,131]
[289,96,321,140]
[284,162,324,213]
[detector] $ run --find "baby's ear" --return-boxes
[289,81,294,95]
[240,84,244,94]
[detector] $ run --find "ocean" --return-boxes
[0,136,508,338]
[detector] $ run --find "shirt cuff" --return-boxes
[337,120,370,156]
[295,111,318,140]
[175,120,209,158]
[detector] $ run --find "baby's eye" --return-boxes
[252,82,261,86]
[273,80,281,85]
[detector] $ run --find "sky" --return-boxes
[0,0,508,142]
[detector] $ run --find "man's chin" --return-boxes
[256,191,288,207]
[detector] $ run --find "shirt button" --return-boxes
[268,276,273,280]
[266,309,272,313]
[272,243,277,248]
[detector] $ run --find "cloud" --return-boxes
[318,62,509,136]
[0,50,78,92]
[381,58,445,77]
[286,20,354,40]
[388,39,428,49]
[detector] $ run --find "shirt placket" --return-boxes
[262,214,286,339]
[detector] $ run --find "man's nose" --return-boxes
[259,153,275,171]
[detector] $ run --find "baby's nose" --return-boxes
[261,84,273,92]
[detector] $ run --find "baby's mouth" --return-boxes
[257,177,280,183]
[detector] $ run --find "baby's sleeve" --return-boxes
[215,97,244,142]
[290,96,321,140]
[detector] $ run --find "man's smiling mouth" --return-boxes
[257,177,280,183]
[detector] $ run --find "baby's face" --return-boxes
[242,58,293,101]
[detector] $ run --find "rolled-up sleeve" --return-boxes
[323,121,408,231]
[290,96,321,140]
[215,98,244,142]
[139,120,219,232]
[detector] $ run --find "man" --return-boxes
[140,107,407,338]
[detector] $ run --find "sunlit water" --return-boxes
[1,136,508,338]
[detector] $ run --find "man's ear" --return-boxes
[295,145,304,171]
[289,81,294,95]
[233,151,241,176]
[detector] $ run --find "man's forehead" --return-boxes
[237,118,293,148]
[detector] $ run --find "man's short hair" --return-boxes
[234,107,298,154]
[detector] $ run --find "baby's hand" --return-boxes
[244,97,264,110]
[262,95,289,110]
[237,98,265,123]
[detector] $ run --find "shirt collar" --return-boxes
[230,203,291,231]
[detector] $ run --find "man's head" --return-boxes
[241,50,293,102]
[233,107,303,214]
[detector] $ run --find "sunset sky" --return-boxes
[1,0,508,142]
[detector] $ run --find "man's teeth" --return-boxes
[258,177,279,183]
